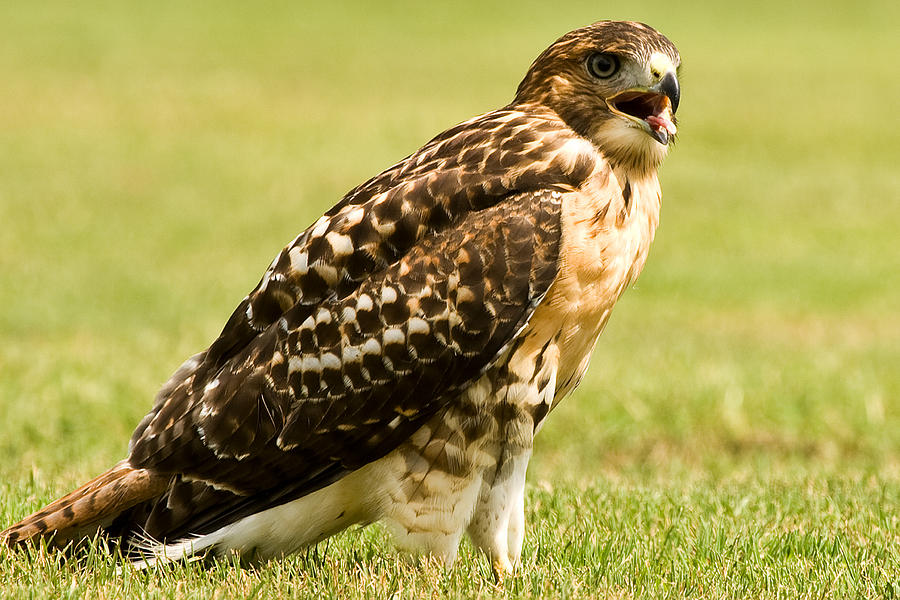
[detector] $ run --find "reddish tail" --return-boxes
[2,461,168,548]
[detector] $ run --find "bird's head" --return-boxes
[515,21,681,173]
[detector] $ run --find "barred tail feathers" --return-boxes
[1,461,168,548]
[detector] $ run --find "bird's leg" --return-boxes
[467,447,531,580]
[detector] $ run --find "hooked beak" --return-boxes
[607,70,680,145]
[657,71,680,114]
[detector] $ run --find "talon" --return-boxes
[492,557,515,583]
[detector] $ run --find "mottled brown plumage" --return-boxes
[3,20,681,576]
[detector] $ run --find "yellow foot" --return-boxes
[491,557,515,583]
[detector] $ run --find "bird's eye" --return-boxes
[586,53,619,79]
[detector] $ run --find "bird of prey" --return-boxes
[3,20,680,577]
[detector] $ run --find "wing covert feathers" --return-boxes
[148,108,592,406]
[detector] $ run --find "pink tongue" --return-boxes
[646,114,677,136]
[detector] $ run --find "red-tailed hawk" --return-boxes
[3,20,680,577]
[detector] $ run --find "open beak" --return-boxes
[607,71,680,145]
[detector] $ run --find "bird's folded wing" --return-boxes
[124,189,564,539]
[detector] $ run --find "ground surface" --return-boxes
[1,1,898,598]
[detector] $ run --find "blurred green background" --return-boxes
[0,0,897,491]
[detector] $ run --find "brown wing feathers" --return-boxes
[122,191,565,541]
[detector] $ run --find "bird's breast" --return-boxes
[517,164,662,405]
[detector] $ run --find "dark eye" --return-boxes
[586,53,619,79]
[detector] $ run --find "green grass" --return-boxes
[1,0,898,597]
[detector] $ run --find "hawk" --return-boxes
[3,21,680,576]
